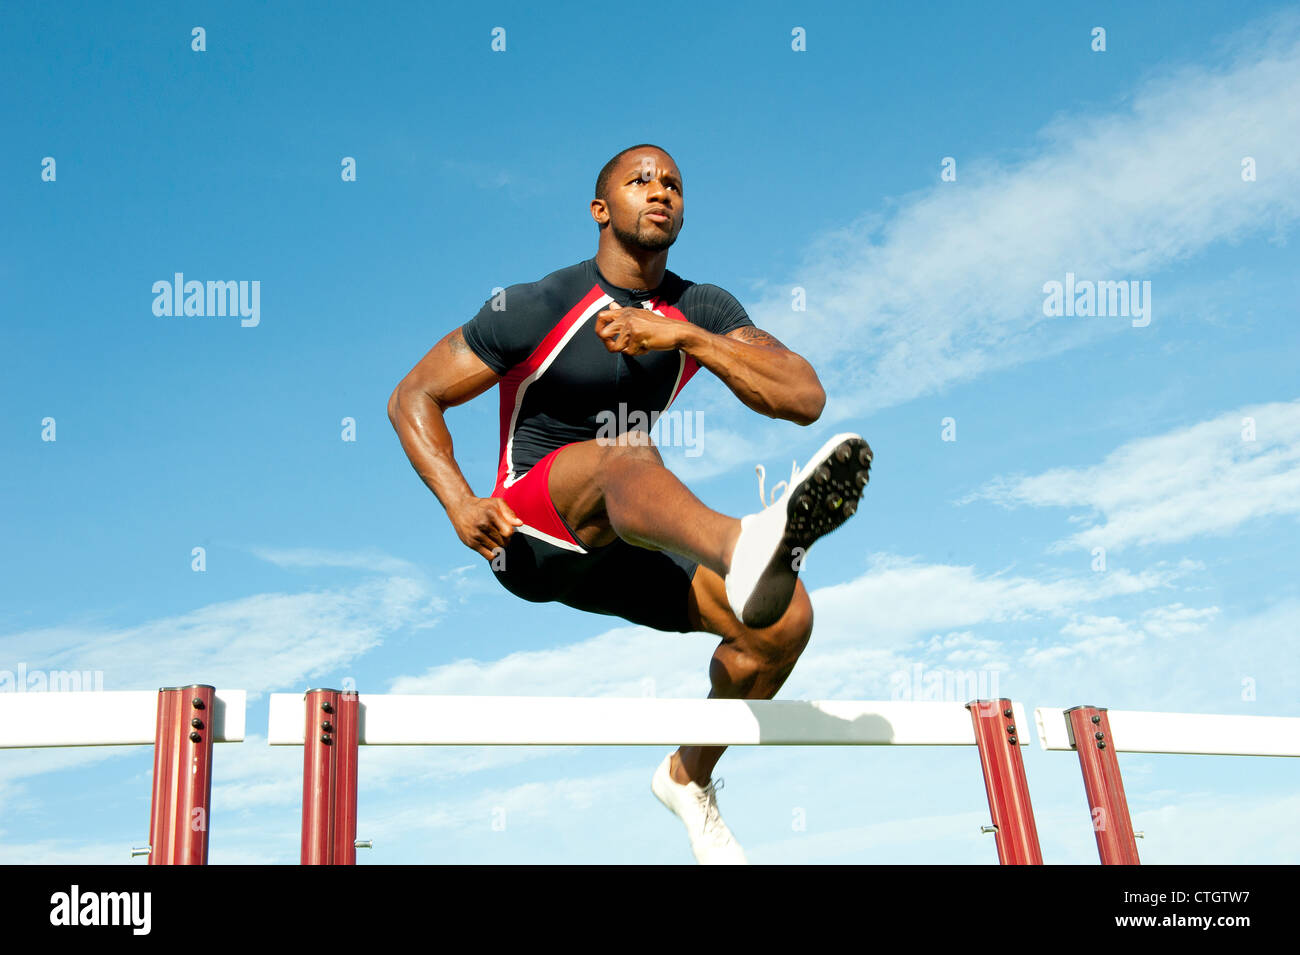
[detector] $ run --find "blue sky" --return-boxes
[2,0,1298,864]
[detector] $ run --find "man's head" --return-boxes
[591,144,683,252]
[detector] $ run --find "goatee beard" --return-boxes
[612,219,675,252]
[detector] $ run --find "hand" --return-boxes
[594,306,685,356]
[450,497,522,560]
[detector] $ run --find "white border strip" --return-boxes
[513,522,587,553]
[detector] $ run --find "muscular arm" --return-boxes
[679,324,826,425]
[387,328,517,553]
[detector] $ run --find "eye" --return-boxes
[629,176,680,193]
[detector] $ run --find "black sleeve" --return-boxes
[459,286,540,376]
[688,283,754,336]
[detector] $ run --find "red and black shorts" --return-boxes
[489,444,700,633]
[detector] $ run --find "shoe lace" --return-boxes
[694,777,729,842]
[755,460,800,508]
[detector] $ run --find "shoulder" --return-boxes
[681,281,741,304]
[498,259,593,311]
[668,274,742,309]
[461,260,600,373]
[668,277,753,333]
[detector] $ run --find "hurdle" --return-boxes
[0,685,247,864]
[269,690,1043,864]
[1035,705,1300,865]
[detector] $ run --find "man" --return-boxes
[388,144,871,864]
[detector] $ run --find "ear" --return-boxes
[590,198,609,226]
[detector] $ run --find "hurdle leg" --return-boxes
[147,685,216,865]
[967,699,1043,864]
[301,688,360,865]
[1065,705,1140,865]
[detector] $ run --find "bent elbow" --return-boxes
[792,385,826,426]
[787,359,825,426]
[387,384,403,424]
[389,381,449,426]
[809,387,827,424]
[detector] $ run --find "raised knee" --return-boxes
[745,588,813,668]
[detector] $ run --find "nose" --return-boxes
[646,176,672,206]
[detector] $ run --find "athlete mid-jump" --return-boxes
[388,144,871,864]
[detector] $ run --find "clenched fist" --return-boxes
[594,305,687,357]
[450,496,522,560]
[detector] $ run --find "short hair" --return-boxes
[595,144,675,201]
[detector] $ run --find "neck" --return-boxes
[594,238,668,291]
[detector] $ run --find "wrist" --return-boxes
[433,480,477,513]
[675,322,708,355]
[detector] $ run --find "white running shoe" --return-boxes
[651,753,749,865]
[724,432,872,629]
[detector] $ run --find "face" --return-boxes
[597,150,684,252]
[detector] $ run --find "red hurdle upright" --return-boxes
[967,698,1043,864]
[147,684,216,865]
[1064,705,1141,865]
[301,688,360,865]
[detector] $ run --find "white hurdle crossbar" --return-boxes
[270,693,1045,864]
[1034,705,1300,865]
[0,687,246,865]
[269,695,1022,746]
[0,688,246,747]
[1034,707,1300,757]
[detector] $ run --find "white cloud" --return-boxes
[389,623,714,699]
[968,399,1300,552]
[745,809,995,865]
[357,765,647,845]
[387,552,1193,706]
[1129,789,1300,864]
[685,13,1300,478]
[778,14,1300,412]
[0,839,141,865]
[0,746,136,817]
[805,554,1188,645]
[250,546,421,576]
[0,575,444,697]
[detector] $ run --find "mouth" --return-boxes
[644,208,672,224]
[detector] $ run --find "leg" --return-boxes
[670,568,814,786]
[546,431,852,785]
[548,432,740,575]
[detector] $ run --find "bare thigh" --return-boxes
[547,433,661,549]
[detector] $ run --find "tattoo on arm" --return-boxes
[449,329,471,354]
[728,326,787,350]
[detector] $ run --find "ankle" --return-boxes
[670,752,706,787]
[669,752,691,785]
